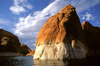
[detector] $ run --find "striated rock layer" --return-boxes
[34,4,88,60]
[0,29,31,56]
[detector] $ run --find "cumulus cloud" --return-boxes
[14,14,48,41]
[10,0,33,15]
[13,0,100,49]
[82,12,95,20]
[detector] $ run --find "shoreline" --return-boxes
[0,52,23,56]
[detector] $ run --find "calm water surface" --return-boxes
[0,56,99,66]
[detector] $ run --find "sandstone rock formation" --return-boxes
[82,21,100,50]
[34,4,88,60]
[82,21,100,57]
[0,29,31,56]
[26,50,35,56]
[0,29,20,53]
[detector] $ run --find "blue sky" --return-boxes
[0,0,100,50]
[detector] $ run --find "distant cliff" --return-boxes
[0,29,31,56]
[20,43,31,56]
[26,50,35,56]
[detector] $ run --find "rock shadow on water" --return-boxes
[63,55,100,66]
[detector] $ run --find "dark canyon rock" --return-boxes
[0,29,31,56]
[82,21,100,50]
[20,43,31,56]
[82,21,100,57]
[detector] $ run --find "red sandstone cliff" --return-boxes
[34,4,100,60]
[34,4,88,60]
[36,4,86,47]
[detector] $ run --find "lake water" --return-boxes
[0,56,99,66]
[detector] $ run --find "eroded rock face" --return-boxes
[34,4,88,60]
[0,29,31,56]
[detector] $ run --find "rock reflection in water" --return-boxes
[0,57,23,66]
[0,56,33,66]
[33,60,68,66]
[0,56,100,66]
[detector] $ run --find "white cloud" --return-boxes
[10,6,26,15]
[13,0,100,49]
[10,0,33,15]
[0,18,10,25]
[14,14,48,41]
[82,12,95,20]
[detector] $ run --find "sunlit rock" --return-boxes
[34,4,88,60]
